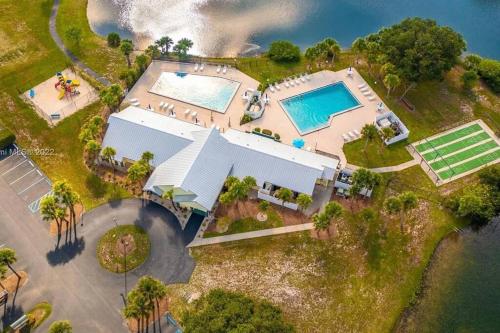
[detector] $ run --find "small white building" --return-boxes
[101,106,340,216]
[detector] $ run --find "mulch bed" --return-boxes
[0,271,28,293]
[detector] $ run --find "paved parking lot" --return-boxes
[0,145,52,213]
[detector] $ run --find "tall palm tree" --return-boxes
[53,181,81,239]
[137,276,167,333]
[384,196,403,232]
[0,264,7,289]
[85,139,101,162]
[173,38,193,59]
[0,248,20,279]
[296,193,313,213]
[120,40,134,67]
[312,212,329,235]
[361,124,378,152]
[40,195,66,244]
[275,187,293,207]
[351,38,367,64]
[155,36,173,55]
[162,189,176,211]
[123,298,142,333]
[383,73,401,97]
[101,146,117,177]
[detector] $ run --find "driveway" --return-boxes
[0,182,201,333]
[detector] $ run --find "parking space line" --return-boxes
[28,161,34,167]
[17,177,46,195]
[1,153,17,162]
[9,168,36,185]
[2,159,28,176]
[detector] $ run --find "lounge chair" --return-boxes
[162,104,169,111]
[216,65,221,74]
[300,75,306,83]
[191,111,198,118]
[342,134,350,142]
[306,74,312,81]
[194,63,199,72]
[129,98,138,103]
[185,109,191,117]
[357,83,366,89]
[368,96,376,101]
[289,79,295,87]
[211,124,216,128]
[199,63,204,71]
[295,78,301,85]
[363,91,372,96]
[168,104,174,112]
[159,101,165,108]
[222,66,227,74]
[275,83,281,90]
[131,101,140,106]
[285,81,290,88]
[354,129,361,136]
[269,85,275,93]
[360,87,369,92]
[348,131,356,139]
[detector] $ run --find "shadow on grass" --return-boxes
[46,237,86,266]
[85,173,107,199]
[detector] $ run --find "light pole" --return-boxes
[114,217,128,305]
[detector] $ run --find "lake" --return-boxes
[396,219,500,332]
[87,0,500,59]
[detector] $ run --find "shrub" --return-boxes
[268,40,301,62]
[461,70,478,91]
[262,129,272,136]
[464,54,482,71]
[274,133,281,141]
[240,114,252,125]
[0,127,15,150]
[478,58,500,93]
[107,32,121,47]
[253,127,261,133]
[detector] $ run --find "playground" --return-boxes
[410,120,500,185]
[22,69,98,125]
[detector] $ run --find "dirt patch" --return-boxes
[0,271,28,293]
[115,234,136,256]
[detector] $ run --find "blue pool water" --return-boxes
[280,83,361,134]
[149,72,240,113]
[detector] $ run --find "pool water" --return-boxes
[149,72,240,113]
[280,83,361,134]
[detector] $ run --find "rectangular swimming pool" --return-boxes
[149,72,240,113]
[280,82,361,134]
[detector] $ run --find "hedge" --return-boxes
[0,127,15,150]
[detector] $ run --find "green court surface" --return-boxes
[415,123,482,152]
[438,149,500,180]
[423,132,490,161]
[430,140,498,170]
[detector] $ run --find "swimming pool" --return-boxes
[280,82,361,134]
[149,72,241,113]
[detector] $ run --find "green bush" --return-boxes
[274,133,281,141]
[0,127,15,150]
[268,40,301,62]
[262,129,272,136]
[254,127,261,133]
[240,114,252,125]
[107,32,121,48]
[461,70,478,91]
[478,58,500,93]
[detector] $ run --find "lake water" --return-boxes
[396,219,500,332]
[87,0,500,59]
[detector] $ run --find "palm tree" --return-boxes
[145,45,161,60]
[48,320,72,333]
[100,84,123,112]
[296,193,313,213]
[126,288,154,333]
[384,196,402,232]
[40,195,66,243]
[101,146,117,168]
[155,36,173,55]
[323,201,343,235]
[123,299,142,333]
[383,73,401,97]
[0,263,7,289]
[85,139,101,162]
[380,127,395,145]
[0,248,20,280]
[128,162,148,187]
[275,187,293,207]
[351,38,367,64]
[304,47,318,67]
[120,40,134,67]
[400,191,418,228]
[53,181,80,239]
[141,151,154,174]
[361,124,378,152]
[136,276,167,333]
[312,212,329,235]
[173,38,193,59]
[162,188,176,211]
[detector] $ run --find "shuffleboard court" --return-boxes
[410,120,500,185]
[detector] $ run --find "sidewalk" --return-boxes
[345,159,418,173]
[187,223,314,247]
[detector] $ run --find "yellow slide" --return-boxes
[58,89,66,100]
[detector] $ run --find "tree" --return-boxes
[107,32,121,47]
[324,201,343,220]
[65,27,82,48]
[380,126,395,143]
[128,162,149,185]
[313,201,342,236]
[267,40,301,63]
[85,139,101,160]
[120,40,134,68]
[140,151,154,174]
[477,58,500,93]
[155,36,173,55]
[313,212,330,235]
[384,196,402,232]
[0,264,7,289]
[219,176,256,205]
[456,184,496,223]
[182,289,293,333]
[351,38,367,63]
[0,248,20,279]
[173,38,193,59]
[162,188,176,211]
[461,69,479,91]
[40,195,66,242]
[135,54,149,73]
[101,146,117,166]
[304,46,319,65]
[258,200,269,213]
[145,45,161,60]
[464,54,482,71]
[361,124,378,151]
[349,168,381,206]
[275,187,293,207]
[296,193,312,212]
[383,73,401,96]
[400,191,418,218]
[100,84,123,111]
[125,288,154,333]
[48,320,72,333]
[135,276,167,333]
[53,180,80,239]
[320,38,341,64]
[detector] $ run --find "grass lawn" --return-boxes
[204,208,283,238]
[0,0,129,209]
[97,225,151,273]
[26,302,53,329]
[167,166,466,332]
[343,136,412,168]
[56,0,127,83]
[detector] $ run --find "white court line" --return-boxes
[1,159,28,176]
[9,168,36,185]
[17,177,46,195]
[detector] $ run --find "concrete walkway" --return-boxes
[187,223,314,247]
[49,0,111,87]
[346,159,418,173]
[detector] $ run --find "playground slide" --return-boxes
[58,89,66,100]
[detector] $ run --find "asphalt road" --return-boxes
[0,176,200,333]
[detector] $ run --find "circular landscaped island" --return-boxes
[97,225,151,273]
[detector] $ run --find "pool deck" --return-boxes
[124,61,383,164]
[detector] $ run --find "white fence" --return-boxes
[257,191,298,210]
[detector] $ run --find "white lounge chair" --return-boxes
[216,125,220,131]
[368,96,376,101]
[129,98,138,103]
[159,101,165,109]
[191,111,198,118]
[194,63,199,72]
[131,101,140,106]
[342,134,350,142]
[354,129,361,136]
[168,105,174,112]
[357,83,366,89]
[199,63,204,72]
[363,91,372,96]
[185,109,191,117]
[295,78,301,85]
[211,124,216,128]
[222,66,227,74]
[300,75,306,83]
[348,131,356,139]
[275,83,281,90]
[269,85,275,93]
[289,79,295,87]
[216,65,221,74]
[285,81,290,88]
